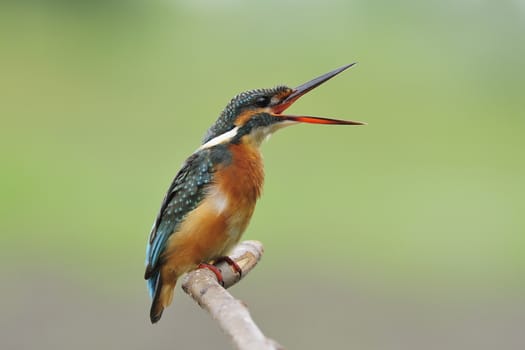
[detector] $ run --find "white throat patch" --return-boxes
[248,120,297,146]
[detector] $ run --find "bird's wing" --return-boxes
[144,150,214,280]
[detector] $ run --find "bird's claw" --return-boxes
[197,263,225,286]
[215,256,243,278]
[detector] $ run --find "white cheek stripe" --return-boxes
[198,126,240,150]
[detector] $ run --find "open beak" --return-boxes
[272,63,366,125]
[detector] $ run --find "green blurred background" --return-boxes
[1,0,524,349]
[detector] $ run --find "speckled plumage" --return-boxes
[145,146,232,294]
[202,86,290,143]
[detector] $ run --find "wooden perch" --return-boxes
[181,240,284,350]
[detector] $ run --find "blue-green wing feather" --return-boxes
[144,150,214,297]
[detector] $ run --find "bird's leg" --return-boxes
[215,256,242,278]
[197,263,225,286]
[197,256,242,287]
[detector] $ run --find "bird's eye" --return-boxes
[254,96,271,108]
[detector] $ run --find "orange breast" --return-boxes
[214,142,264,246]
[161,143,264,277]
[215,142,264,212]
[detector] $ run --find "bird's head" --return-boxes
[201,63,365,149]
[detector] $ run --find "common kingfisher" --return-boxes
[144,64,365,323]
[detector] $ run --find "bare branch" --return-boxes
[181,240,284,350]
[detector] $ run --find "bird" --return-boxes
[144,63,365,323]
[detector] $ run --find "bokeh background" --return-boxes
[1,1,524,349]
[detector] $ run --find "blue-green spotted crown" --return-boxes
[202,86,290,144]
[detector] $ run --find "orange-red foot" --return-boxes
[215,256,242,278]
[198,263,224,286]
